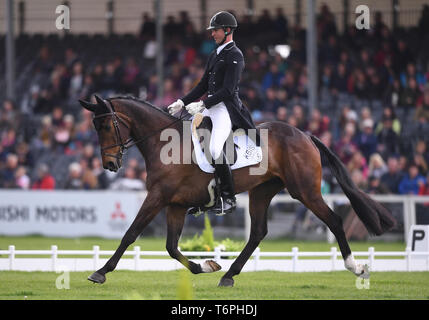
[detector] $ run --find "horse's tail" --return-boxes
[310,135,396,235]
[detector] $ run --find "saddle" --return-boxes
[188,113,263,216]
[191,113,262,174]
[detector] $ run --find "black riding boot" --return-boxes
[206,152,236,215]
[186,152,236,216]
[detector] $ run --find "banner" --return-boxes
[0,190,145,238]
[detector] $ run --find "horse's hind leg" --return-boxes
[301,196,369,278]
[166,205,221,274]
[218,178,284,287]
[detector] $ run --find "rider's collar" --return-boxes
[216,40,233,55]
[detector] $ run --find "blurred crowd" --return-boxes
[0,5,429,199]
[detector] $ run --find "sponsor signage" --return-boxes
[0,191,142,238]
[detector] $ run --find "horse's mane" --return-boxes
[108,95,181,121]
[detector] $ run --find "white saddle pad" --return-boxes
[191,115,262,173]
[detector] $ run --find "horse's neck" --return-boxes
[123,101,182,168]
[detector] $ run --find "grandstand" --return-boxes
[1,0,429,238]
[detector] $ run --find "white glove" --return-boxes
[185,101,205,116]
[167,99,184,115]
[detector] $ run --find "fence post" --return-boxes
[254,247,260,271]
[368,247,375,271]
[214,246,221,264]
[9,245,15,271]
[405,246,411,272]
[330,247,337,271]
[134,246,141,271]
[93,245,100,271]
[292,247,298,272]
[51,245,58,272]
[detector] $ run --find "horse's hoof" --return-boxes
[218,277,234,287]
[201,260,222,273]
[88,271,106,284]
[359,264,370,279]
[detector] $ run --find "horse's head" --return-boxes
[79,95,132,172]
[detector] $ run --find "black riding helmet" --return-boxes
[207,11,237,46]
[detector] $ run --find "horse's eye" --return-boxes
[93,121,101,131]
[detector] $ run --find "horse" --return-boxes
[78,94,396,287]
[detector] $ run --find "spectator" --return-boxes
[375,106,401,135]
[0,153,19,188]
[380,156,404,193]
[276,106,288,122]
[398,162,426,195]
[415,139,429,167]
[140,12,156,40]
[64,162,84,189]
[347,151,369,180]
[292,104,307,131]
[413,153,428,176]
[418,172,429,196]
[399,77,421,114]
[31,163,55,190]
[368,153,388,179]
[354,118,378,161]
[367,175,390,194]
[415,85,429,123]
[15,166,30,189]
[334,122,358,165]
[109,167,145,191]
[243,87,263,112]
[376,115,400,159]
[261,63,283,91]
[91,157,110,189]
[79,158,98,190]
[263,88,281,114]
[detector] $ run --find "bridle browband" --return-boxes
[93,98,186,161]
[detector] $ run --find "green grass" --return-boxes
[0,236,425,300]
[0,235,406,252]
[0,270,428,300]
[0,235,406,260]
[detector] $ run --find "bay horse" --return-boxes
[79,95,396,287]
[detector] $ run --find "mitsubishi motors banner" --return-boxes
[0,190,145,238]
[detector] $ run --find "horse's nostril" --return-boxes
[107,161,115,170]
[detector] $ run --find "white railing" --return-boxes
[1,245,428,272]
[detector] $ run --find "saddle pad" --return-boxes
[191,115,262,173]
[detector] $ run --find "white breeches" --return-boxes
[201,101,232,161]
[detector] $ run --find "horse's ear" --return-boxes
[94,94,106,106]
[78,99,97,112]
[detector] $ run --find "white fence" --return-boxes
[1,245,429,272]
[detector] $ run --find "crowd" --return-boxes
[0,5,429,200]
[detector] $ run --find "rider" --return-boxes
[167,11,257,215]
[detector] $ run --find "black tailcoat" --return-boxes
[181,42,257,134]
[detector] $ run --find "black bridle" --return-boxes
[93,99,186,162]
[92,100,132,161]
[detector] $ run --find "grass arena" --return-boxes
[1,236,428,300]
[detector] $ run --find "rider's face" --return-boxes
[211,28,227,45]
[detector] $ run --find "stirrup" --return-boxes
[186,206,206,217]
[207,196,236,216]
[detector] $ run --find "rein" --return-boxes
[93,99,186,159]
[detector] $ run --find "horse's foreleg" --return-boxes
[218,178,284,287]
[166,205,221,274]
[88,192,164,284]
